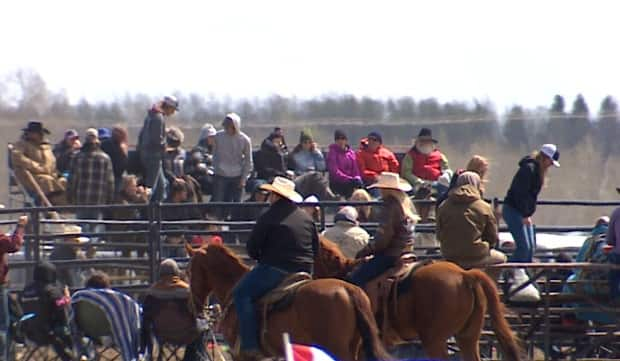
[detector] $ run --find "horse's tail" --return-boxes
[466,269,523,361]
[344,286,392,361]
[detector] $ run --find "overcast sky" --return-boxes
[2,0,619,111]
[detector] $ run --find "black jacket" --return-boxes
[247,199,318,273]
[504,156,542,217]
[254,137,287,181]
[101,138,128,186]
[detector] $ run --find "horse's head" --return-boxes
[186,243,211,315]
[315,236,357,279]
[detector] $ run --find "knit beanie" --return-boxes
[334,129,347,140]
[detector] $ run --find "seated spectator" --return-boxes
[20,262,74,361]
[356,131,399,197]
[326,129,363,198]
[437,155,489,209]
[436,171,506,272]
[607,207,620,299]
[142,259,207,360]
[107,175,149,257]
[101,126,129,193]
[161,179,202,258]
[290,131,326,175]
[301,195,321,223]
[349,188,379,223]
[49,225,90,287]
[255,132,287,182]
[84,271,112,289]
[273,127,289,156]
[164,126,187,177]
[11,121,67,205]
[321,206,369,259]
[400,128,451,194]
[184,123,216,195]
[53,129,81,176]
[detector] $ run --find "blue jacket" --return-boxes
[504,156,542,217]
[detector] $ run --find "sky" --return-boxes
[2,0,620,111]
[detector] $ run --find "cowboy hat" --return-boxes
[22,121,50,135]
[368,172,412,192]
[61,224,90,244]
[260,176,303,203]
[416,128,438,143]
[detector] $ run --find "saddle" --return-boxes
[364,255,433,346]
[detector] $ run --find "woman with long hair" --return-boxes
[503,144,559,263]
[436,154,490,209]
[349,172,419,287]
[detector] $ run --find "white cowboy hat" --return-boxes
[61,224,90,244]
[368,172,412,192]
[260,176,304,203]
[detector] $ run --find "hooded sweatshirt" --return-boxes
[326,143,361,184]
[504,156,542,217]
[436,184,498,262]
[213,117,253,179]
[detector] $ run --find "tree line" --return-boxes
[1,69,618,154]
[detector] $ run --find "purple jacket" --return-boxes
[327,143,361,184]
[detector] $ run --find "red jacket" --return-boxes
[408,148,443,181]
[0,227,24,285]
[356,139,400,183]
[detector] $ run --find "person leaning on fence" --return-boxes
[503,144,560,263]
[348,172,418,288]
[234,176,318,359]
[20,262,74,361]
[52,129,81,176]
[606,207,620,299]
[142,259,208,361]
[436,171,506,274]
[326,129,363,199]
[11,121,68,205]
[212,113,253,217]
[137,95,180,202]
[0,216,27,361]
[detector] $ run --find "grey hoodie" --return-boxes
[213,116,253,179]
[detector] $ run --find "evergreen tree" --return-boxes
[598,95,618,157]
[503,105,529,149]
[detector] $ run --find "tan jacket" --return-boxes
[11,138,66,195]
[322,222,370,259]
[371,196,415,257]
[436,184,499,263]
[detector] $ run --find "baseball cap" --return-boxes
[163,95,180,110]
[64,129,79,140]
[540,144,560,167]
[85,128,98,139]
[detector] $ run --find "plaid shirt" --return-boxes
[69,145,115,205]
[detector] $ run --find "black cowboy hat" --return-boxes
[22,121,50,135]
[417,128,437,143]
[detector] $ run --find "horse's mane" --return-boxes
[317,236,351,277]
[319,236,347,259]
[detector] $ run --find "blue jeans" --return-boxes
[212,176,243,220]
[610,253,620,299]
[142,156,168,202]
[348,254,397,288]
[0,286,8,361]
[503,204,536,262]
[233,264,287,352]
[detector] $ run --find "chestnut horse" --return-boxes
[314,237,522,361]
[185,243,392,361]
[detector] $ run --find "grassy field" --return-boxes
[1,118,617,227]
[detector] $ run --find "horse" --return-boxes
[314,237,522,361]
[185,243,392,361]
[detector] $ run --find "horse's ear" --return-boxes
[185,242,195,256]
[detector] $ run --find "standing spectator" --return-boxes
[11,121,67,205]
[606,207,620,299]
[212,113,253,217]
[184,123,216,195]
[137,96,179,202]
[68,129,115,233]
[326,129,363,198]
[20,262,73,361]
[356,131,399,197]
[163,126,186,177]
[53,129,81,176]
[107,175,149,258]
[290,131,326,175]
[98,128,112,142]
[0,216,27,360]
[504,144,559,263]
[400,128,451,194]
[321,207,369,259]
[254,132,287,182]
[436,172,506,272]
[101,126,129,193]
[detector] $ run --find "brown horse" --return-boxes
[314,237,522,361]
[185,243,392,361]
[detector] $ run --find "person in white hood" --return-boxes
[212,113,253,213]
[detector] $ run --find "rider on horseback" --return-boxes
[349,172,419,287]
[233,176,318,359]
